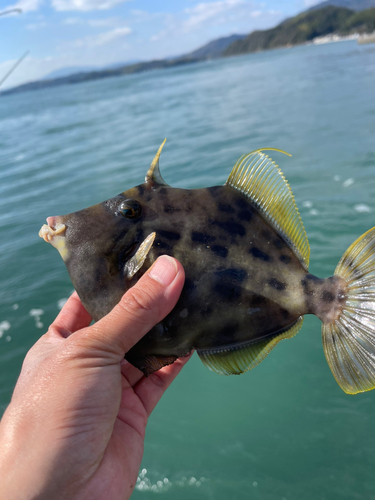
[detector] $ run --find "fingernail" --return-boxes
[149,255,178,286]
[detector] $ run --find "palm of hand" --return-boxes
[0,256,190,500]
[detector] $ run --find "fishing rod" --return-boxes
[0,8,28,88]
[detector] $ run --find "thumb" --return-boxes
[82,255,185,359]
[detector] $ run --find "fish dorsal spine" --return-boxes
[226,149,310,270]
[145,139,169,186]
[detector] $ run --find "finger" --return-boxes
[121,360,144,387]
[134,353,192,416]
[87,256,185,358]
[50,291,92,338]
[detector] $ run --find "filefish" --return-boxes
[39,141,375,395]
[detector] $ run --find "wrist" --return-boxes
[0,403,62,500]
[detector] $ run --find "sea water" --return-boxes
[0,40,375,499]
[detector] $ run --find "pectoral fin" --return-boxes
[124,232,156,279]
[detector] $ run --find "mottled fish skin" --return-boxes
[54,179,340,373]
[39,146,375,394]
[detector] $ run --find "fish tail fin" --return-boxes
[322,227,375,394]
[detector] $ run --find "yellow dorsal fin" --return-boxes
[226,149,310,270]
[145,139,169,186]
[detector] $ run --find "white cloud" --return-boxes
[303,0,320,6]
[61,16,120,26]
[52,0,131,12]
[3,0,42,13]
[184,0,247,30]
[67,26,131,47]
[150,30,167,43]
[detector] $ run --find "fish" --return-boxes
[39,141,375,395]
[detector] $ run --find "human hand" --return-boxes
[0,255,190,500]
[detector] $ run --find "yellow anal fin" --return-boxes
[226,149,310,270]
[197,317,304,375]
[322,226,375,395]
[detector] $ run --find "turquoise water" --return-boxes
[1,40,375,499]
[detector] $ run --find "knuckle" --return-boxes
[120,284,161,322]
[148,371,167,389]
[47,324,62,337]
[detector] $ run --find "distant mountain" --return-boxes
[184,34,246,59]
[1,33,245,96]
[1,58,202,96]
[37,38,237,87]
[43,66,98,80]
[103,59,141,70]
[3,5,375,96]
[223,6,375,56]
[308,0,375,12]
[43,60,141,80]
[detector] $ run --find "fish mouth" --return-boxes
[39,216,68,260]
[39,221,67,243]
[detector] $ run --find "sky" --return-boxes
[0,0,321,89]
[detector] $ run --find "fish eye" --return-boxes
[119,199,142,219]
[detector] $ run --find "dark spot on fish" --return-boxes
[273,239,285,249]
[159,188,168,196]
[202,305,213,316]
[208,186,222,198]
[306,274,320,281]
[322,290,334,302]
[158,230,181,240]
[281,308,290,319]
[301,277,313,295]
[191,232,216,244]
[251,294,266,305]
[184,278,196,292]
[235,198,248,209]
[155,239,173,251]
[280,255,291,264]
[250,247,271,262]
[301,275,325,296]
[94,267,103,284]
[164,205,179,214]
[214,220,246,237]
[237,209,252,222]
[137,185,145,196]
[218,202,235,214]
[211,245,228,258]
[262,230,272,240]
[215,268,247,282]
[215,322,240,344]
[268,278,286,291]
[213,281,241,302]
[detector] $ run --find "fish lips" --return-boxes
[39,216,68,260]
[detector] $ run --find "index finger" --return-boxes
[51,291,92,337]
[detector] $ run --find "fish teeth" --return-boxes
[38,223,67,243]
